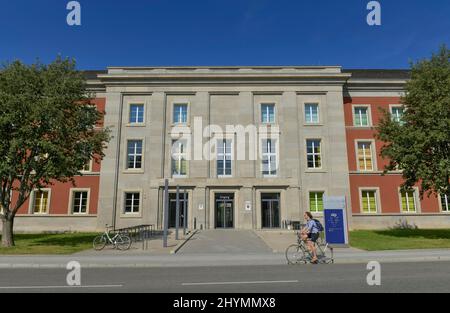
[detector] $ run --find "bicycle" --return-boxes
[93,225,132,251]
[285,232,334,264]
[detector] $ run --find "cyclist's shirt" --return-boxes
[306,220,319,234]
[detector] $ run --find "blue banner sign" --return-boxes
[323,196,349,245]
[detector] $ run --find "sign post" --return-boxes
[323,196,349,246]
[163,179,169,248]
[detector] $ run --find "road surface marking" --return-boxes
[182,280,299,286]
[0,284,123,290]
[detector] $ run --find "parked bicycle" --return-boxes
[285,232,334,264]
[93,225,132,251]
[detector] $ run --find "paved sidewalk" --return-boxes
[178,230,273,255]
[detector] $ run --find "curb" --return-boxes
[169,230,198,254]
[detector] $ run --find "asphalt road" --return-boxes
[0,261,449,293]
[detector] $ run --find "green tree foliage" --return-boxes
[377,46,450,198]
[0,57,110,247]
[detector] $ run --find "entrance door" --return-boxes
[169,193,188,228]
[215,193,234,228]
[261,193,280,228]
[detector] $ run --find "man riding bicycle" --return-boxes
[300,212,320,264]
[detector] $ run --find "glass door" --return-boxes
[215,193,234,228]
[169,193,188,228]
[261,193,280,228]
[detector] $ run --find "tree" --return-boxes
[377,45,450,198]
[0,57,110,247]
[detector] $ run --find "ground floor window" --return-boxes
[72,191,89,214]
[124,192,140,214]
[441,193,450,212]
[400,190,417,213]
[361,190,378,213]
[32,190,50,214]
[309,191,324,213]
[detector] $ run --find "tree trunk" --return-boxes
[1,216,15,247]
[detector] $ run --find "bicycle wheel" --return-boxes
[116,234,132,251]
[285,244,306,264]
[93,235,107,251]
[316,243,334,264]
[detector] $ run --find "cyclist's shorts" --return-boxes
[308,232,320,242]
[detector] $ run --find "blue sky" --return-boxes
[0,0,449,69]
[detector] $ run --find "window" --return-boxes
[72,191,88,214]
[354,106,370,127]
[172,140,188,177]
[33,190,49,214]
[305,103,319,124]
[391,106,404,124]
[129,104,144,124]
[126,140,143,170]
[173,104,188,124]
[124,192,140,214]
[309,192,324,213]
[81,160,92,172]
[400,190,417,213]
[441,193,450,212]
[262,139,277,176]
[217,139,232,177]
[306,139,322,169]
[357,142,374,171]
[261,103,275,124]
[361,190,378,213]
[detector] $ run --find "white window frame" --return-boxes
[359,188,381,214]
[68,188,90,215]
[173,103,189,125]
[439,193,450,212]
[29,189,51,215]
[304,103,320,124]
[260,103,276,124]
[126,139,144,170]
[309,191,325,214]
[353,105,372,127]
[80,159,93,173]
[355,140,376,172]
[399,188,420,213]
[306,139,322,169]
[217,138,233,178]
[389,104,404,124]
[261,138,278,177]
[128,103,145,125]
[123,191,141,215]
[171,139,188,178]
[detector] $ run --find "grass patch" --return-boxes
[0,233,97,255]
[350,229,450,251]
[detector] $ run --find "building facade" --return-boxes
[5,66,450,232]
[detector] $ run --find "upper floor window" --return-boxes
[81,160,92,172]
[217,139,232,177]
[129,104,144,124]
[400,190,417,213]
[305,103,319,124]
[357,141,374,171]
[441,193,450,212]
[354,106,370,127]
[72,191,88,214]
[262,139,277,176]
[172,140,188,177]
[126,140,143,170]
[391,106,405,124]
[361,190,378,213]
[33,190,50,214]
[309,191,324,213]
[173,104,188,124]
[306,139,322,169]
[261,103,275,124]
[124,192,140,214]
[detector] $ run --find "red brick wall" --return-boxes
[344,96,441,214]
